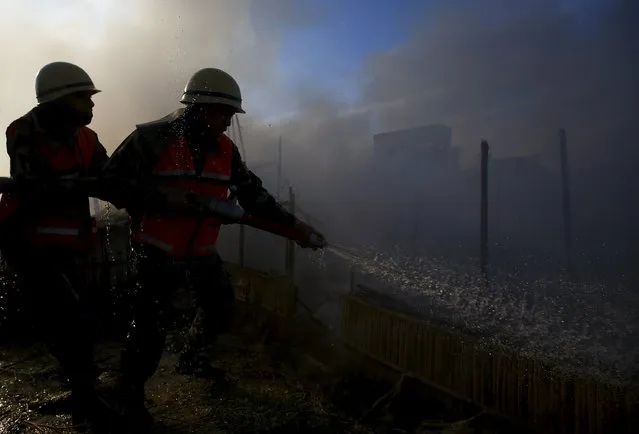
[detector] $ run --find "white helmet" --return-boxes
[35,62,101,104]
[180,68,245,113]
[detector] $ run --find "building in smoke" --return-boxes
[367,124,468,256]
[372,124,459,171]
[487,154,563,273]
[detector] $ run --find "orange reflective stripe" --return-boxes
[5,114,98,253]
[140,133,233,257]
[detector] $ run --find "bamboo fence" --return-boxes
[340,293,638,434]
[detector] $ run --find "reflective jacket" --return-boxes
[102,109,297,259]
[133,134,234,257]
[0,109,108,253]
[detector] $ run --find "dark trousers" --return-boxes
[8,251,97,397]
[120,244,235,391]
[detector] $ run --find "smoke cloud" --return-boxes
[358,0,639,166]
[0,0,317,171]
[1,1,636,167]
[0,0,637,278]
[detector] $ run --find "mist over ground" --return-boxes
[1,0,638,380]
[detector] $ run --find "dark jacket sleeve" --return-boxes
[5,119,63,211]
[6,119,48,179]
[230,143,297,227]
[86,132,110,176]
[98,130,155,210]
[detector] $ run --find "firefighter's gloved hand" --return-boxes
[294,220,327,250]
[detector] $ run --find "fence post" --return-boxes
[559,128,574,279]
[480,139,490,281]
[285,186,296,278]
[238,224,245,267]
[350,266,357,294]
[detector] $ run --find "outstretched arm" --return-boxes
[230,143,326,249]
[230,144,296,226]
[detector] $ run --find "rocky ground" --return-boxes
[0,332,523,434]
[0,334,370,433]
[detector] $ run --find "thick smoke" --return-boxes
[242,0,639,280]
[359,0,639,166]
[0,0,314,172]
[1,0,637,377]
[1,0,637,276]
[1,1,636,173]
[250,0,639,169]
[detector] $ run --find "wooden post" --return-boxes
[285,186,296,278]
[559,128,573,278]
[238,224,245,267]
[277,136,282,200]
[411,201,421,255]
[350,266,357,294]
[480,140,490,280]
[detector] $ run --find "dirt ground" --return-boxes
[0,258,534,434]
[0,334,368,433]
[0,334,517,434]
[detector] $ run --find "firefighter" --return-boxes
[0,62,110,427]
[100,67,326,427]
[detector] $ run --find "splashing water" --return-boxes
[0,259,16,325]
[103,202,114,264]
[306,246,329,271]
[324,243,639,385]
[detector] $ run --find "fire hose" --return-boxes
[0,177,326,249]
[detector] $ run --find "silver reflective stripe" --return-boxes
[153,169,196,176]
[139,233,174,252]
[195,244,217,253]
[59,173,80,179]
[200,172,230,181]
[35,227,80,236]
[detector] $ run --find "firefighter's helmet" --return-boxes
[35,62,101,104]
[180,68,245,113]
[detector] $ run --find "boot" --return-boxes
[114,382,153,431]
[175,347,224,379]
[176,350,234,398]
[69,387,111,433]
